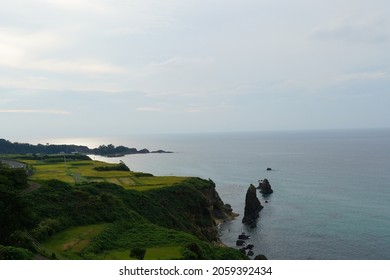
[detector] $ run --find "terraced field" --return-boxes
[22,157,187,191]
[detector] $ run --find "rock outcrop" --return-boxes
[258,179,273,195]
[196,179,239,241]
[254,254,268,260]
[242,184,263,227]
[200,179,238,222]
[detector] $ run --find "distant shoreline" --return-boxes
[0,138,173,157]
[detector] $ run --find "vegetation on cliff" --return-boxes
[0,157,246,260]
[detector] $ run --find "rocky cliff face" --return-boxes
[200,179,237,221]
[198,179,239,241]
[242,184,263,227]
[141,178,237,243]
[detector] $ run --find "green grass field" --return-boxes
[43,222,186,260]
[43,224,110,259]
[22,158,187,191]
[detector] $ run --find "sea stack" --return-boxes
[258,179,273,195]
[242,184,263,227]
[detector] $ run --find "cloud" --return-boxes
[136,106,164,112]
[1,51,127,75]
[28,59,127,75]
[0,109,70,115]
[0,27,67,59]
[0,98,12,103]
[39,0,114,14]
[336,71,390,82]
[184,107,202,113]
[0,27,126,75]
[137,56,214,78]
[310,15,389,44]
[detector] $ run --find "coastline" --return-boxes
[93,154,265,259]
[97,130,390,260]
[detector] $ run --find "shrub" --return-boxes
[94,163,130,172]
[130,247,146,260]
[0,245,34,260]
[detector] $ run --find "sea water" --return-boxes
[68,129,390,259]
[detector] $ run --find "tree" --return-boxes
[0,245,33,260]
[182,242,203,259]
[129,247,146,260]
[0,165,31,243]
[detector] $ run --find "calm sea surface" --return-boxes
[49,129,390,259]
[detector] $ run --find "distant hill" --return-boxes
[0,139,172,157]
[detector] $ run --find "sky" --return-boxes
[1,0,390,141]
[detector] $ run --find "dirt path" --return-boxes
[21,181,42,195]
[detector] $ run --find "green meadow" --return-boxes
[43,224,110,259]
[42,221,198,260]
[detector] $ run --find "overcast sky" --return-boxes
[1,0,390,140]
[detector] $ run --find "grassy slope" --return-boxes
[43,224,109,259]
[42,223,185,260]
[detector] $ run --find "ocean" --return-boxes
[50,129,390,259]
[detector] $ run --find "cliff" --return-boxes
[1,161,246,259]
[198,179,237,221]
[136,178,237,242]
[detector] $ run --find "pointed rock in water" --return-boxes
[242,184,263,227]
[258,178,273,195]
[254,254,268,260]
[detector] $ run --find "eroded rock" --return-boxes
[242,184,263,227]
[258,179,273,195]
